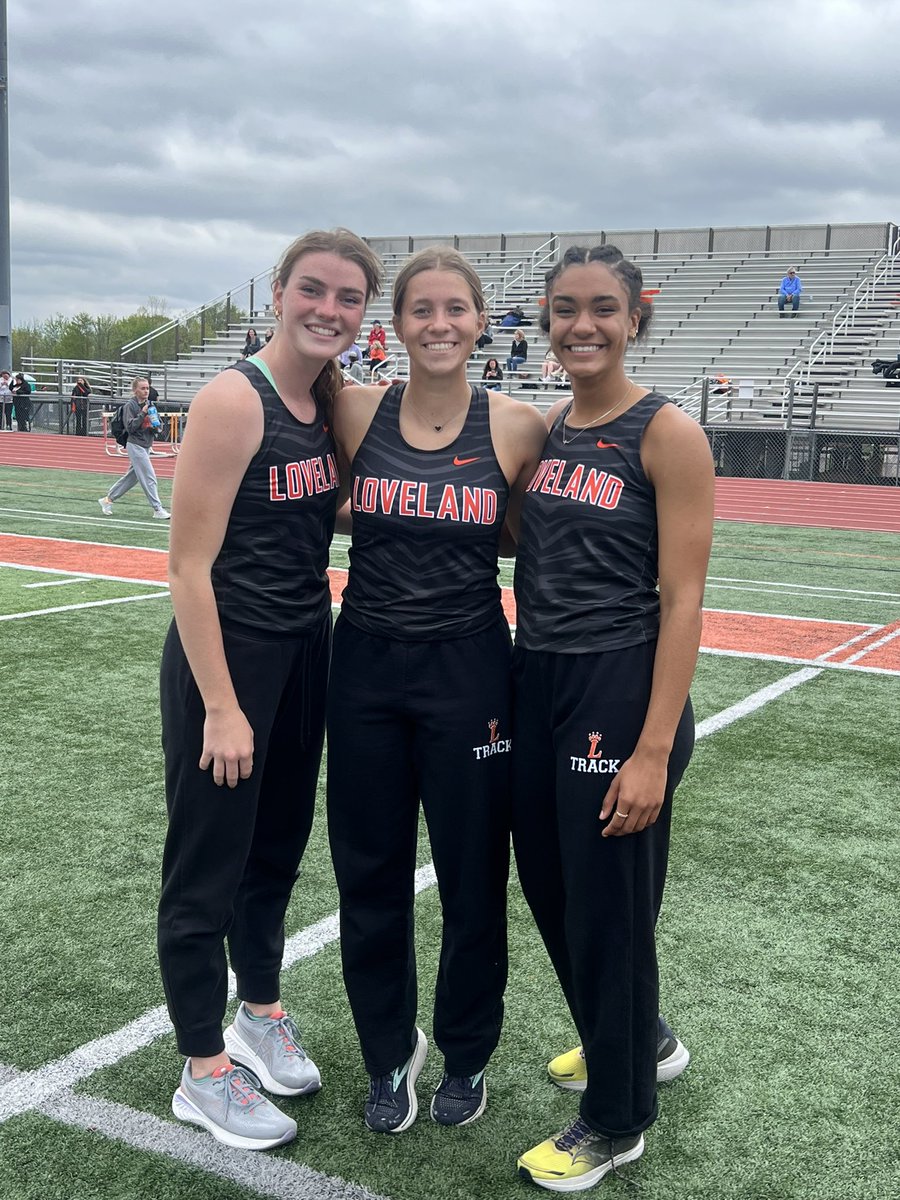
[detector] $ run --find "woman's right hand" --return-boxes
[199,708,254,787]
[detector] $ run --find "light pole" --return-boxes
[0,0,10,372]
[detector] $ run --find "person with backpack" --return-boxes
[98,377,170,518]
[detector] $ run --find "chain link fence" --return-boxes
[705,427,900,485]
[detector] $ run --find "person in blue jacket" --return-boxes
[777,267,802,316]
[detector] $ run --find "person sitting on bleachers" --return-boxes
[365,319,387,360]
[481,358,503,391]
[540,349,565,388]
[368,340,388,380]
[240,328,262,358]
[506,329,529,375]
[475,319,494,350]
[777,268,802,317]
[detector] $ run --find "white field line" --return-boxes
[23,576,90,588]
[699,646,899,678]
[816,623,889,661]
[41,1090,390,1200]
[842,623,900,665]
[703,606,876,628]
[0,561,169,587]
[693,667,821,738]
[0,865,437,1124]
[0,672,848,1196]
[0,528,168,552]
[0,510,170,533]
[0,591,170,622]
[708,575,900,599]
[705,583,900,608]
[0,1069,387,1200]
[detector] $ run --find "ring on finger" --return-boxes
[614,810,629,819]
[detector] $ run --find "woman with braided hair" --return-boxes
[512,245,714,1192]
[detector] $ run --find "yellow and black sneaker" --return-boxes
[548,1020,690,1092]
[547,1046,587,1091]
[517,1117,644,1192]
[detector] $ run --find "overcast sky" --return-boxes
[7,0,900,324]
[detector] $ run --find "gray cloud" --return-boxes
[7,0,899,323]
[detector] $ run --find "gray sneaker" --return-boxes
[224,1004,321,1097]
[98,498,113,515]
[171,1061,296,1151]
[152,508,171,520]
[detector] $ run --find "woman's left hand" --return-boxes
[600,749,668,837]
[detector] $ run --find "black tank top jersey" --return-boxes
[514,392,670,654]
[342,384,509,640]
[210,360,340,636]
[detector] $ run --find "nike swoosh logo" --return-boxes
[453,456,480,466]
[391,1063,410,1091]
[595,439,619,449]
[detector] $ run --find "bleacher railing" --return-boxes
[783,232,900,400]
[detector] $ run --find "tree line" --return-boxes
[12,298,245,369]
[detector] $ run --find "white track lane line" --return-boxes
[0,592,170,622]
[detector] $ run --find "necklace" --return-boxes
[561,381,635,445]
[405,390,471,432]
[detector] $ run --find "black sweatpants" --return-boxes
[157,616,330,1058]
[326,614,512,1077]
[511,639,694,1139]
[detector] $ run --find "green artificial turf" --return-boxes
[2,470,899,1199]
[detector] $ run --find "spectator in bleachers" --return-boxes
[500,305,532,327]
[481,358,504,390]
[0,370,12,430]
[241,328,262,358]
[368,339,388,379]
[264,328,274,345]
[12,373,33,431]
[506,329,529,375]
[777,268,802,317]
[346,351,365,384]
[365,319,387,360]
[339,338,365,368]
[475,318,494,351]
[71,375,92,436]
[540,349,565,388]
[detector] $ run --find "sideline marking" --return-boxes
[704,607,878,629]
[0,865,436,1124]
[843,623,900,665]
[23,576,90,589]
[0,529,168,553]
[0,562,169,588]
[0,591,170,622]
[0,1066,386,1200]
[693,667,821,738]
[708,575,900,599]
[699,647,898,678]
[705,583,900,608]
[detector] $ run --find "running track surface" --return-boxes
[3,433,900,532]
[2,533,899,672]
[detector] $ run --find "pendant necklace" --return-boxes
[562,381,635,445]
[406,391,470,432]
